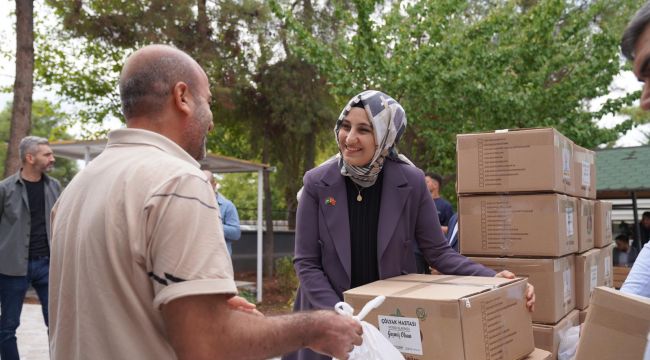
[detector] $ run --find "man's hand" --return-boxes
[307,310,363,360]
[227,296,263,316]
[494,270,536,312]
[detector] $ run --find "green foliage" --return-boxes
[29,0,648,222]
[0,100,78,185]
[274,256,298,305]
[218,172,286,220]
[276,0,643,180]
[238,288,258,305]
[38,0,342,224]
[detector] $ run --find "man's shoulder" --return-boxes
[0,172,20,189]
[435,197,452,206]
[218,194,233,204]
[44,174,62,188]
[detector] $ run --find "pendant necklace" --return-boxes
[352,182,363,202]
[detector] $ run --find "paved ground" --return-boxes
[16,303,49,360]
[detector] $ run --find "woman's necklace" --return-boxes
[352,182,363,202]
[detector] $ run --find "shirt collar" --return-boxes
[107,128,200,168]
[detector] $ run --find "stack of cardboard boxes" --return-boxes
[455,128,614,359]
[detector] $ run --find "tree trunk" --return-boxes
[262,123,275,278]
[5,0,34,178]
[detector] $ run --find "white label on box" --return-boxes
[605,256,612,286]
[566,206,575,237]
[378,315,423,355]
[563,146,571,179]
[590,264,598,293]
[563,268,572,305]
[582,159,591,187]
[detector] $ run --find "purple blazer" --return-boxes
[283,159,495,360]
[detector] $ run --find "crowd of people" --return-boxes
[0,2,649,359]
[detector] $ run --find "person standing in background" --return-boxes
[619,3,650,297]
[204,170,241,254]
[424,173,454,234]
[0,136,60,360]
[415,173,455,273]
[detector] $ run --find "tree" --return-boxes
[276,0,642,184]
[0,100,78,184]
[39,0,343,277]
[5,0,35,177]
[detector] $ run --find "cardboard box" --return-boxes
[522,348,553,360]
[459,194,578,257]
[572,144,596,199]
[597,243,614,288]
[575,249,600,310]
[577,198,595,253]
[593,201,612,248]
[469,255,575,324]
[576,287,650,360]
[456,128,574,195]
[343,274,534,360]
[532,310,579,360]
[613,266,631,289]
[579,308,588,324]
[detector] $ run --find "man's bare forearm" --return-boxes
[163,294,361,360]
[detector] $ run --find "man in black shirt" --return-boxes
[0,136,60,360]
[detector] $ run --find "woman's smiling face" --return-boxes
[338,107,376,166]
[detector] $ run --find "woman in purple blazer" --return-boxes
[284,91,534,360]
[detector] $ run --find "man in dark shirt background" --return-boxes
[635,211,650,251]
[0,136,60,360]
[425,173,454,234]
[414,172,456,273]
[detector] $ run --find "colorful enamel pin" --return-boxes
[325,196,336,206]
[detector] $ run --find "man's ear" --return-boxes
[173,81,192,116]
[25,153,34,165]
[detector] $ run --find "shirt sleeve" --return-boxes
[621,243,650,298]
[221,200,241,242]
[144,174,237,309]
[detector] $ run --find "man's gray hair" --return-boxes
[19,136,50,163]
[621,2,650,61]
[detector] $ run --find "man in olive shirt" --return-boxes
[0,136,60,360]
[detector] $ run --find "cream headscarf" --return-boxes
[335,90,412,187]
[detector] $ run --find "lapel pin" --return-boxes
[325,196,336,206]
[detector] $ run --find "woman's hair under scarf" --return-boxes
[335,90,413,188]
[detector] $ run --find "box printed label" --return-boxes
[582,159,591,187]
[563,268,573,306]
[590,264,598,294]
[566,206,575,238]
[605,256,612,287]
[378,315,423,355]
[563,146,572,180]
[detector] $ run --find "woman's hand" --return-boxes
[494,270,536,312]
[227,295,264,316]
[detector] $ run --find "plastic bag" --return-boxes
[558,325,580,360]
[333,296,405,360]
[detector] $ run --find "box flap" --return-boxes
[591,287,650,322]
[344,276,525,301]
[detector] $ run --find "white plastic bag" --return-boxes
[333,296,405,360]
[558,325,580,360]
